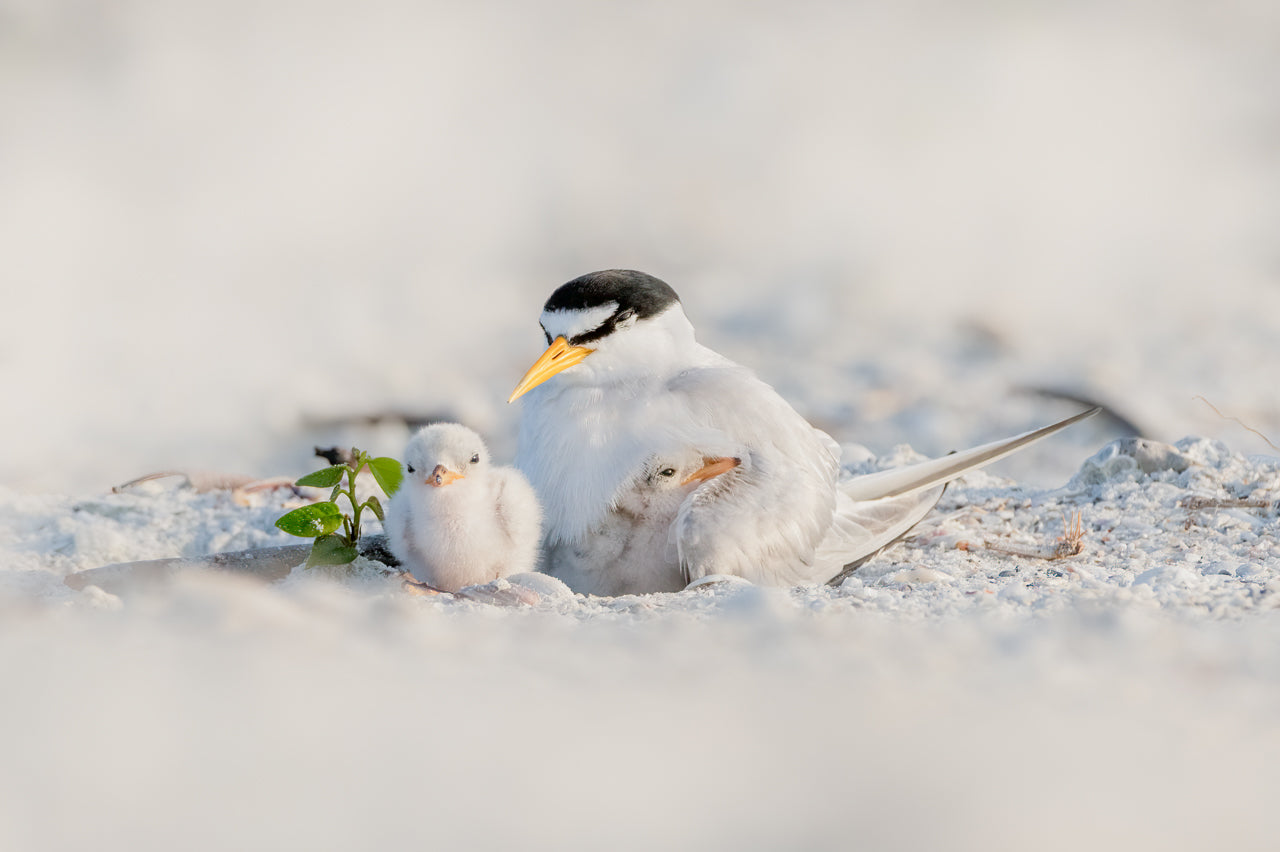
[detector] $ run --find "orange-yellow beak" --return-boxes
[507,336,593,403]
[427,464,465,487]
[681,456,740,485]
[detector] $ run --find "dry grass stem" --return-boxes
[975,510,1086,561]
[1193,395,1280,452]
[1182,496,1273,512]
[113,471,304,506]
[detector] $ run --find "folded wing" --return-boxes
[813,407,1100,579]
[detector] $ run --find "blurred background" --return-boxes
[3,0,1278,494]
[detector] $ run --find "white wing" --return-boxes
[677,407,1099,586]
[813,486,945,584]
[666,365,840,586]
[808,407,1101,581]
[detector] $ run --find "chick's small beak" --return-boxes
[682,456,740,485]
[427,464,465,487]
[508,336,593,403]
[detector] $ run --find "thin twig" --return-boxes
[1181,495,1276,530]
[400,572,450,596]
[1182,496,1273,512]
[1193,395,1280,452]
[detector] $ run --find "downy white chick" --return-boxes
[385,423,541,592]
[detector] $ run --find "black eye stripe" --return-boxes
[570,310,631,345]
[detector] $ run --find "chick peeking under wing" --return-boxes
[544,447,741,597]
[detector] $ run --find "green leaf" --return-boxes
[296,465,348,488]
[274,502,344,538]
[364,494,385,522]
[306,534,359,568]
[368,457,404,496]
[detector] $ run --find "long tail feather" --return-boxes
[838,407,1100,502]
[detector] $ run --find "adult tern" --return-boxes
[509,269,1096,592]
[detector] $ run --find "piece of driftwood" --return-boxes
[313,446,357,466]
[64,535,398,595]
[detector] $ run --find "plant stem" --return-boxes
[346,457,366,543]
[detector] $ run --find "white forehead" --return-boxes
[539,302,618,340]
[406,423,486,461]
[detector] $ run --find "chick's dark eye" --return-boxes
[406,464,415,474]
[617,309,635,323]
[659,467,676,478]
[470,454,480,465]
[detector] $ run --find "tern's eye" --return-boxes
[617,309,636,324]
[658,467,676,478]
[470,454,480,465]
[406,464,415,474]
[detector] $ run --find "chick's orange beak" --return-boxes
[508,336,593,403]
[682,456,740,485]
[427,464,465,487]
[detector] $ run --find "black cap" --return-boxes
[542,270,681,344]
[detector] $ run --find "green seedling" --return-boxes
[275,448,403,568]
